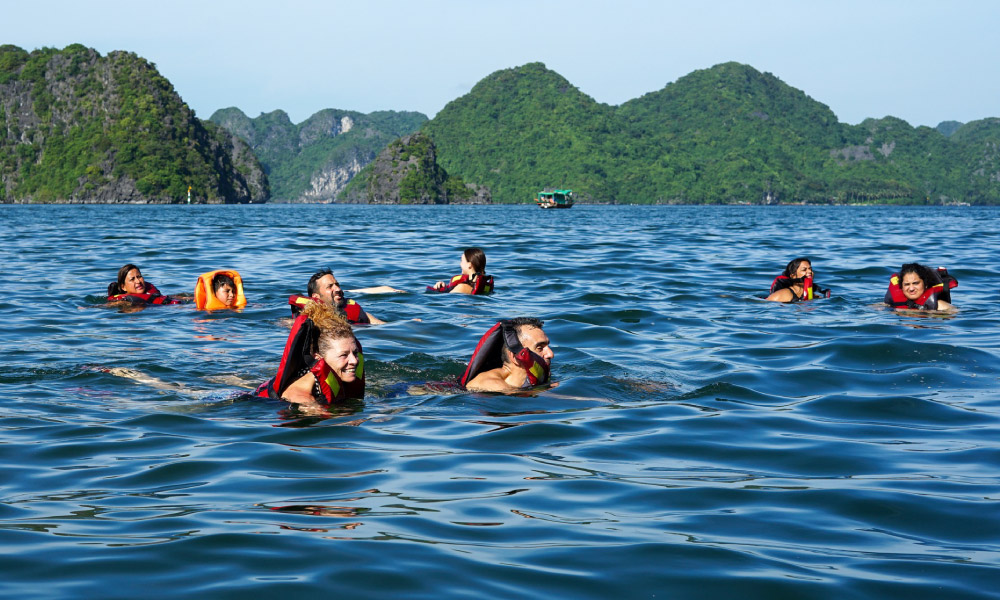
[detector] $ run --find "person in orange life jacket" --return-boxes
[291,269,385,324]
[106,263,180,305]
[431,247,492,295]
[463,317,554,393]
[766,257,829,303]
[279,302,362,412]
[891,263,955,311]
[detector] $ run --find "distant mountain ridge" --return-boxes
[421,61,1000,204]
[4,45,998,205]
[0,44,267,203]
[209,107,426,202]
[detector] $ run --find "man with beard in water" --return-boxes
[289,268,390,324]
[462,317,555,392]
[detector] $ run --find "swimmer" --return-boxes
[430,247,493,295]
[106,263,180,305]
[885,262,956,311]
[257,301,365,413]
[289,269,389,324]
[462,317,554,393]
[766,257,830,302]
[194,270,246,310]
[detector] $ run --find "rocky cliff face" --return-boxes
[210,107,427,202]
[0,44,268,203]
[340,132,490,204]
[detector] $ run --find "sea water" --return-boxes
[0,204,998,599]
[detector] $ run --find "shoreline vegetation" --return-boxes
[2,45,999,205]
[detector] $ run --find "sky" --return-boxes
[4,0,999,127]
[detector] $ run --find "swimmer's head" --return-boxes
[899,263,934,301]
[212,273,237,307]
[308,269,346,309]
[502,317,554,367]
[110,263,144,296]
[303,301,359,381]
[462,248,486,275]
[782,257,813,281]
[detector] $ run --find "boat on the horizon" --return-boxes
[535,189,574,209]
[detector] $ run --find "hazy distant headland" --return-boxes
[2,44,999,205]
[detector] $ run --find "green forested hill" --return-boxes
[422,62,1000,204]
[0,44,267,203]
[422,63,617,203]
[210,107,426,201]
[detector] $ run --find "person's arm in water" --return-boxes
[431,280,473,294]
[281,371,326,413]
[934,299,955,311]
[364,311,386,325]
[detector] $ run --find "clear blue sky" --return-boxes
[5,0,998,127]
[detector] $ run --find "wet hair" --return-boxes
[212,273,235,293]
[302,301,355,356]
[501,317,545,364]
[108,263,140,296]
[307,268,334,297]
[899,263,934,287]
[782,257,812,280]
[464,248,487,274]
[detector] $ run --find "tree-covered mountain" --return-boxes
[340,132,489,204]
[949,117,1000,204]
[0,44,267,203]
[422,62,1000,204]
[210,107,426,202]
[422,63,617,203]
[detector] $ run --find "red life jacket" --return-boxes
[309,356,365,403]
[107,282,181,305]
[426,273,494,295]
[255,312,365,403]
[460,320,550,388]
[885,267,957,310]
[769,275,830,302]
[287,295,368,324]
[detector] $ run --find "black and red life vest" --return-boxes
[769,275,830,302]
[426,273,494,295]
[287,295,369,324]
[107,282,181,305]
[255,312,365,404]
[885,267,957,310]
[460,320,550,389]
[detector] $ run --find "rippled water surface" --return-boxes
[1,204,999,599]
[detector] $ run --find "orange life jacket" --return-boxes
[194,270,247,310]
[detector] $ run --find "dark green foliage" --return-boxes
[340,132,477,204]
[423,62,1000,204]
[949,118,1000,204]
[0,44,267,203]
[936,120,964,137]
[424,62,615,204]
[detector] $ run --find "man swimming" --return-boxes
[461,317,554,392]
[289,269,387,324]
